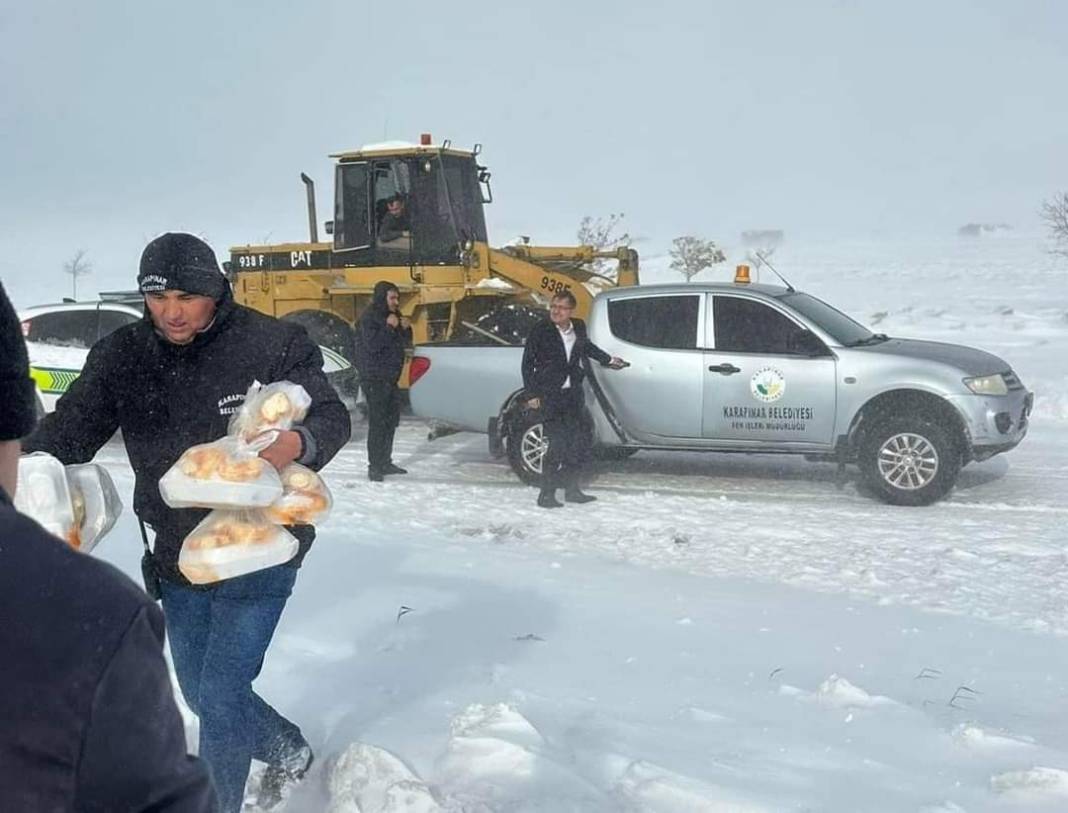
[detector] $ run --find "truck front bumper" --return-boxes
[947,389,1033,461]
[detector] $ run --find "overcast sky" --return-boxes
[2,0,1066,306]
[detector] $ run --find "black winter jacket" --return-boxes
[24,294,352,584]
[355,281,411,382]
[521,317,611,411]
[378,210,411,244]
[0,489,217,811]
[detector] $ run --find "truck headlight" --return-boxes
[964,374,1008,396]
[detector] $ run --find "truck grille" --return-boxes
[1002,370,1025,391]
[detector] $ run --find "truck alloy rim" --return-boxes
[522,424,547,475]
[877,432,939,490]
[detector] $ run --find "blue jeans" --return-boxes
[160,564,305,812]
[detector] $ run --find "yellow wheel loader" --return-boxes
[226,136,639,391]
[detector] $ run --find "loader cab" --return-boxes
[332,143,489,267]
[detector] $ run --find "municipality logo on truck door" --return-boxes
[750,367,785,403]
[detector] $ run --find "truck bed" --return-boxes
[409,344,524,432]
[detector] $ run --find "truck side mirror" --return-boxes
[324,220,334,236]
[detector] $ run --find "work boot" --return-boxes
[368,468,384,482]
[382,463,408,475]
[256,745,314,810]
[537,489,563,509]
[564,487,596,504]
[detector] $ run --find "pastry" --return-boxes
[259,392,293,423]
[218,457,265,482]
[266,466,329,525]
[179,447,227,479]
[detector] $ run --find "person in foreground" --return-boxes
[521,289,627,508]
[24,233,352,811]
[0,280,218,811]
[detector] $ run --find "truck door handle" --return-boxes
[708,363,741,375]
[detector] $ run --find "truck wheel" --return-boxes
[506,411,546,486]
[858,415,961,505]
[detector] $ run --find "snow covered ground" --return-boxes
[81,232,1068,811]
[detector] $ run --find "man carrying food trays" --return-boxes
[1,281,218,810]
[25,233,352,812]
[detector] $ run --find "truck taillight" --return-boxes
[409,356,431,386]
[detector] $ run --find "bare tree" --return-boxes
[577,213,631,278]
[669,236,726,282]
[1041,192,1068,259]
[747,244,777,272]
[63,249,93,300]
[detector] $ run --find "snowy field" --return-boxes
[81,232,1068,812]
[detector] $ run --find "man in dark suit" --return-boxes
[521,290,627,508]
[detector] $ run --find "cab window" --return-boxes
[97,309,139,339]
[608,295,699,349]
[407,155,489,264]
[373,160,412,249]
[334,162,371,251]
[714,296,811,354]
[26,311,98,348]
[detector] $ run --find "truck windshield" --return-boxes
[777,292,874,346]
[408,155,488,263]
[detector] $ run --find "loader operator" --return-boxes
[378,193,411,245]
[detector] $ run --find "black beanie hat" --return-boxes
[0,282,38,441]
[138,233,227,300]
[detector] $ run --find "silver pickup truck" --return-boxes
[409,280,1033,505]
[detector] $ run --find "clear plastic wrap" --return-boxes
[178,509,299,585]
[228,380,311,442]
[159,436,283,509]
[15,453,76,545]
[264,463,333,526]
[65,463,123,553]
[14,454,123,552]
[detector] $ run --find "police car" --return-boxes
[20,292,354,414]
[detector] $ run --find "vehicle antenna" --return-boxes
[754,250,795,292]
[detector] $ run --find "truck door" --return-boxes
[594,293,704,441]
[702,294,837,445]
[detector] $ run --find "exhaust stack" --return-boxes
[300,173,318,243]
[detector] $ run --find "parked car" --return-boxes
[20,293,355,413]
[409,279,1033,505]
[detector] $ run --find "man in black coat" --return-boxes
[0,281,217,811]
[355,280,412,481]
[521,289,627,508]
[24,233,352,812]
